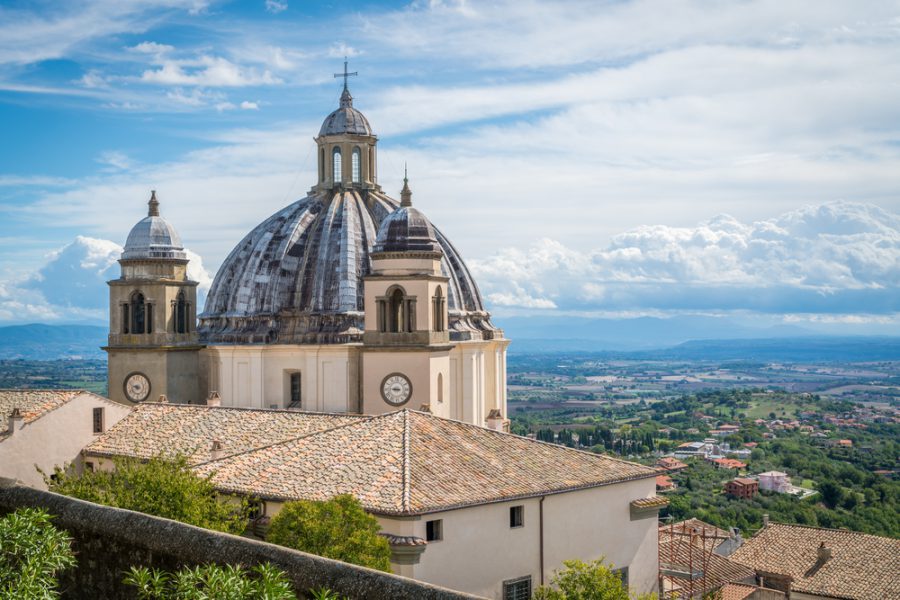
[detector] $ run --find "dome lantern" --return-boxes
[121,191,187,261]
[315,60,377,191]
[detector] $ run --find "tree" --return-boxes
[532,558,656,600]
[124,563,296,600]
[0,508,76,599]
[817,481,844,510]
[266,495,392,572]
[47,455,248,534]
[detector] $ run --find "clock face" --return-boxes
[381,373,412,406]
[124,372,151,402]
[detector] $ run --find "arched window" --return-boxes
[433,287,445,332]
[175,291,188,334]
[319,147,325,182]
[352,147,361,183]
[388,288,405,333]
[130,291,146,334]
[332,147,342,183]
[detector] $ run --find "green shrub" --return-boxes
[124,563,296,599]
[47,455,248,534]
[267,495,392,572]
[0,508,76,599]
[532,558,656,600]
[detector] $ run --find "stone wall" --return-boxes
[0,480,485,600]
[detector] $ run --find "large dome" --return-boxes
[199,188,499,344]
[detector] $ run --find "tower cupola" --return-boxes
[314,59,378,191]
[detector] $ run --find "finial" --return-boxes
[148,190,160,217]
[334,57,358,108]
[400,165,412,207]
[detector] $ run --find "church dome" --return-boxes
[372,178,442,254]
[318,89,372,137]
[199,188,499,344]
[122,191,187,261]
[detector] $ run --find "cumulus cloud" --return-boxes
[0,236,212,325]
[470,202,900,316]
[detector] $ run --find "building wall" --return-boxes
[107,347,203,405]
[204,339,508,427]
[378,478,657,599]
[0,394,131,488]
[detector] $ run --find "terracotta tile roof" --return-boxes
[84,402,364,463]
[720,582,783,600]
[660,537,755,597]
[0,390,119,441]
[730,522,900,600]
[195,409,657,516]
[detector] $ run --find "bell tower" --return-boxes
[361,176,453,417]
[105,191,205,404]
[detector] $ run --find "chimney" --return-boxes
[817,542,832,563]
[157,395,168,403]
[207,391,221,407]
[419,404,431,414]
[210,439,223,461]
[762,514,770,527]
[8,408,24,435]
[486,409,505,432]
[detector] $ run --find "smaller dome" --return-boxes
[122,191,187,261]
[372,178,442,254]
[319,88,372,137]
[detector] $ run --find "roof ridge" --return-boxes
[407,409,657,475]
[402,409,411,512]
[193,410,403,467]
[760,521,900,539]
[138,401,370,418]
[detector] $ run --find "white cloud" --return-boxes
[129,41,175,55]
[141,56,282,87]
[328,43,361,58]
[240,100,259,110]
[470,202,900,315]
[96,151,133,171]
[265,0,288,14]
[1,235,212,325]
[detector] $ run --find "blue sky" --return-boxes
[1,0,899,332]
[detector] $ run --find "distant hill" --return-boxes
[2,323,898,363]
[0,324,107,359]
[499,315,814,351]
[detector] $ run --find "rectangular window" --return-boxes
[503,576,532,600]
[510,505,524,528]
[425,519,442,542]
[84,461,95,473]
[92,407,104,434]
[613,567,629,587]
[289,373,302,407]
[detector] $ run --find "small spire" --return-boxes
[334,57,358,108]
[148,190,160,217]
[400,164,412,207]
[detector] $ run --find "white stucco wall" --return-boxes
[374,477,659,600]
[0,394,132,488]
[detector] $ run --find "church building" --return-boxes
[106,73,509,428]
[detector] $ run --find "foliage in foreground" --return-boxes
[47,455,248,534]
[0,508,76,599]
[532,558,656,600]
[266,495,392,573]
[124,563,296,600]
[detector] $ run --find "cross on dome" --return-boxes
[334,57,358,108]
